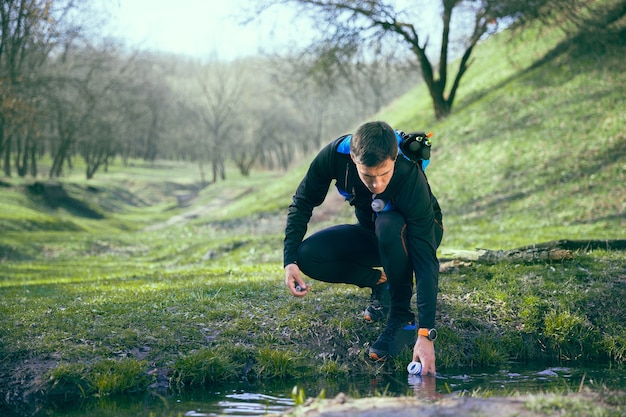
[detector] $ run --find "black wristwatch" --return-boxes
[418,328,437,341]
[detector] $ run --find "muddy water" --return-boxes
[29,365,626,417]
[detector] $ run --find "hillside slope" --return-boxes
[0,20,624,253]
[352,25,625,251]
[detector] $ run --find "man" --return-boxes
[283,121,443,375]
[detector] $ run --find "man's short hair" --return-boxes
[350,121,398,167]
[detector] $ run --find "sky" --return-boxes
[108,0,311,60]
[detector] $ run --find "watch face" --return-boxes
[428,328,437,341]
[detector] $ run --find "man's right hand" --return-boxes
[413,336,436,376]
[284,263,310,297]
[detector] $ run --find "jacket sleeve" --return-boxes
[283,142,336,267]
[394,168,441,329]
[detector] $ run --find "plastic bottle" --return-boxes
[407,361,422,375]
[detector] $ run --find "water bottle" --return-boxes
[371,198,385,212]
[407,361,422,375]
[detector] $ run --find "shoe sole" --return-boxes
[363,313,380,322]
[363,311,383,322]
[363,308,386,322]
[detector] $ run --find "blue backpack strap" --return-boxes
[335,135,353,200]
[335,131,429,202]
[337,134,352,155]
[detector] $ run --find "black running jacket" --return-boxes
[283,133,443,329]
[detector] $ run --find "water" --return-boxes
[18,365,626,417]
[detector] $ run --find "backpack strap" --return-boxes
[334,130,430,204]
[337,135,352,155]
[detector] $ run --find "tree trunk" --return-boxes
[198,161,207,188]
[50,145,67,178]
[3,136,11,177]
[16,137,27,177]
[432,94,451,120]
[29,143,37,177]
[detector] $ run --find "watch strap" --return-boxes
[418,327,437,341]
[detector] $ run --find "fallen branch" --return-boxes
[439,239,626,269]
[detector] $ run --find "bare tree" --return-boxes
[265,50,388,157]
[0,0,65,176]
[236,91,308,173]
[256,0,601,119]
[0,0,107,178]
[113,52,176,165]
[192,59,249,182]
[44,41,140,179]
[295,40,415,116]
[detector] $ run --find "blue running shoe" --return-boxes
[369,317,417,361]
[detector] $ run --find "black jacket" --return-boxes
[284,134,443,328]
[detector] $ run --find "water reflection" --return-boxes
[217,392,293,415]
[435,365,626,395]
[408,374,441,401]
[27,365,626,417]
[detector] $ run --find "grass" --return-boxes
[524,390,626,417]
[437,251,626,367]
[1,12,625,414]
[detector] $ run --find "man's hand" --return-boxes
[284,263,310,297]
[413,335,436,376]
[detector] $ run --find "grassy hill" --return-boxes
[0,15,625,414]
[1,23,624,252]
[383,24,625,251]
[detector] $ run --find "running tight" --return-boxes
[297,211,418,320]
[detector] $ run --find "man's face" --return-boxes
[353,156,396,195]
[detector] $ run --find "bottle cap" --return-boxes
[407,361,422,375]
[371,199,385,212]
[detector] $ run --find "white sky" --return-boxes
[107,0,447,61]
[109,0,309,60]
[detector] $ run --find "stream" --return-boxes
[21,364,626,417]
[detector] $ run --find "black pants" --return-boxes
[297,211,441,321]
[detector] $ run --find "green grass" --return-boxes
[524,391,626,417]
[438,251,626,366]
[1,13,625,411]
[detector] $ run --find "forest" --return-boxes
[3,0,620,183]
[0,1,419,183]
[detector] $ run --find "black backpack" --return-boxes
[397,131,433,172]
